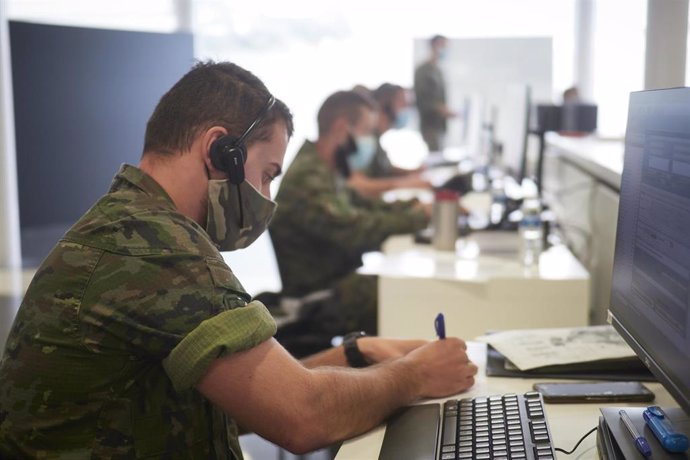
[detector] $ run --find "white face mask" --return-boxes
[205,178,277,251]
[346,135,377,172]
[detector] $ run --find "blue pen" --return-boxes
[643,406,689,453]
[620,409,652,458]
[434,313,446,339]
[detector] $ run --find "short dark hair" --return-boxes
[373,83,404,120]
[430,35,447,47]
[317,90,376,136]
[143,60,293,156]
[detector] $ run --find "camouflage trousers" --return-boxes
[271,273,378,358]
[333,272,378,335]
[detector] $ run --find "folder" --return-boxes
[485,344,656,381]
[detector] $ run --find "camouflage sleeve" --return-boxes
[80,252,276,391]
[281,173,428,253]
[366,142,394,178]
[163,300,275,391]
[348,188,422,214]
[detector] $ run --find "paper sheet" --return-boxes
[476,325,637,371]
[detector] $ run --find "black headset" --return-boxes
[210,94,276,185]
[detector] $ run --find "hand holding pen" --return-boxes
[392,312,477,397]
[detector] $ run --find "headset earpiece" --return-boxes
[210,136,246,185]
[207,94,276,186]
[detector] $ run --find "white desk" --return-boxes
[336,342,677,459]
[359,233,590,340]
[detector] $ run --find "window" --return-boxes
[590,0,647,137]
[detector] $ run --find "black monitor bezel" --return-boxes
[610,312,690,415]
[609,87,690,417]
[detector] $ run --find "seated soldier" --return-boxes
[270,90,431,336]
[0,61,477,459]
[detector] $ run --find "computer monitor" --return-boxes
[464,93,486,161]
[609,87,690,416]
[495,84,531,182]
[535,104,562,133]
[535,103,598,134]
[560,103,597,134]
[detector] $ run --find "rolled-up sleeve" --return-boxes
[80,251,277,393]
[163,300,276,391]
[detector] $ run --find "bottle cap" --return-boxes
[434,188,460,201]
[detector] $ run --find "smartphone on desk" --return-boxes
[533,381,655,403]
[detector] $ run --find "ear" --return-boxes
[200,126,229,173]
[331,116,350,143]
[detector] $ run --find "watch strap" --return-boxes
[343,331,368,368]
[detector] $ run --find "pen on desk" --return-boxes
[620,409,652,458]
[434,313,445,339]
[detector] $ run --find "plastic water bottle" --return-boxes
[489,178,507,227]
[519,197,543,266]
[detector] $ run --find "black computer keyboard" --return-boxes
[439,392,555,460]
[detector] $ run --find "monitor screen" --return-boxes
[560,103,597,133]
[9,21,194,266]
[535,103,597,134]
[496,84,531,181]
[610,87,690,416]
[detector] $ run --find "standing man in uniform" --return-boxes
[414,34,455,152]
[0,61,477,458]
[270,90,430,336]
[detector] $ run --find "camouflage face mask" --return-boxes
[206,179,277,251]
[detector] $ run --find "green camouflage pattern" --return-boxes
[366,137,395,179]
[206,179,277,251]
[270,141,428,333]
[414,61,447,151]
[0,164,276,459]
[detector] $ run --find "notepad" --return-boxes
[477,325,637,371]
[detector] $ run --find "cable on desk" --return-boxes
[555,426,597,455]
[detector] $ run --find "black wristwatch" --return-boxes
[343,331,368,368]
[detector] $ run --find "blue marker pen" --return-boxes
[643,406,689,453]
[434,313,446,339]
[620,409,652,458]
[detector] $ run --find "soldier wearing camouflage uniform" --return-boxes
[270,90,429,335]
[414,35,452,152]
[0,62,477,459]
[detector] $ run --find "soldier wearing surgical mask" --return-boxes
[270,90,431,338]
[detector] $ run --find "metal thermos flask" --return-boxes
[432,189,459,251]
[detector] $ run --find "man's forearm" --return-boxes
[303,359,421,448]
[198,337,474,454]
[301,345,348,368]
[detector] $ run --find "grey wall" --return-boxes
[9,21,194,266]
